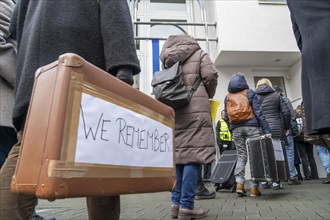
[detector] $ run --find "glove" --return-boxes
[116,67,134,86]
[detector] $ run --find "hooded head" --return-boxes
[227,72,249,93]
[160,34,200,68]
[255,78,275,95]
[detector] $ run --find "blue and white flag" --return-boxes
[150,39,165,76]
[152,39,160,74]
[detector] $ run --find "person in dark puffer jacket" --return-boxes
[224,73,271,198]
[255,79,294,189]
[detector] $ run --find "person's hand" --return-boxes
[116,67,134,86]
[265,133,272,138]
[285,129,290,136]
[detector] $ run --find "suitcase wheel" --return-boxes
[214,183,220,192]
[230,184,236,193]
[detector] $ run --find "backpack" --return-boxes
[151,61,201,110]
[291,116,303,137]
[226,89,254,124]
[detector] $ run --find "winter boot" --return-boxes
[250,187,261,197]
[195,181,216,200]
[236,183,247,197]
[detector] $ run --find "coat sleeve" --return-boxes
[216,120,221,147]
[284,96,297,130]
[280,96,292,130]
[200,51,218,98]
[290,12,302,52]
[223,96,230,126]
[99,0,140,75]
[249,89,271,134]
[0,0,16,86]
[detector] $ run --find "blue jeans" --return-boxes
[172,164,200,209]
[286,134,296,178]
[316,145,330,174]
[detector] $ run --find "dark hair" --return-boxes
[273,85,283,93]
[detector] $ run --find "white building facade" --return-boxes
[131,0,302,107]
[128,0,325,177]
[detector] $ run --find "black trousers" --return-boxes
[296,141,319,178]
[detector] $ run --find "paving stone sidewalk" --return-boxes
[37,179,330,220]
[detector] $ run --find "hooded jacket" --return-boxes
[255,84,291,142]
[10,0,141,131]
[160,35,218,164]
[224,73,270,134]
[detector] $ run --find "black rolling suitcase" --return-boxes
[211,150,237,192]
[247,135,277,182]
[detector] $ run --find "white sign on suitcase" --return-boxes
[75,92,174,168]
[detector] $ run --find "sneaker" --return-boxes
[322,173,330,184]
[236,183,247,197]
[260,182,269,189]
[250,187,261,197]
[271,182,283,190]
[195,189,216,200]
[178,207,207,220]
[288,178,301,185]
[32,214,56,220]
[305,176,311,180]
[297,174,303,181]
[171,204,179,218]
[195,182,216,200]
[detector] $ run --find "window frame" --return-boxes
[258,0,287,5]
[254,76,287,97]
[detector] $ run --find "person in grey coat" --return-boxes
[1,1,55,219]
[160,34,218,219]
[0,1,140,220]
[0,0,17,168]
[287,0,330,137]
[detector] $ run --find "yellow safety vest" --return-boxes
[219,119,232,141]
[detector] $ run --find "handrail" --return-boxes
[291,97,302,103]
[134,37,218,42]
[134,21,217,27]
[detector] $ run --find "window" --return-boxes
[254,76,287,96]
[258,0,287,4]
[150,19,188,38]
[150,0,186,11]
[150,19,187,74]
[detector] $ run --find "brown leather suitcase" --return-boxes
[11,53,176,200]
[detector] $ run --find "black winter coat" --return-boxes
[255,84,291,143]
[287,0,330,135]
[10,0,140,131]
